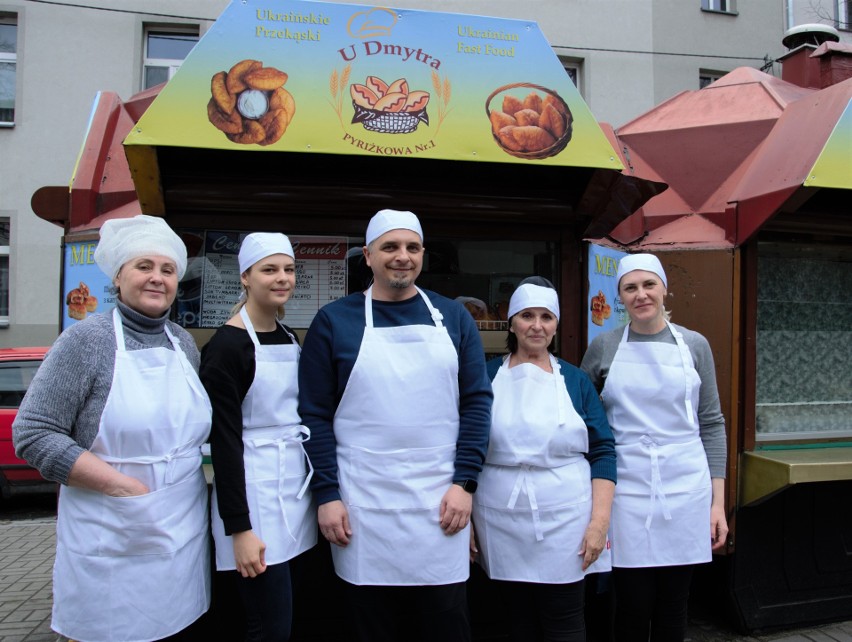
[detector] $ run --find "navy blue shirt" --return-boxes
[298,289,493,505]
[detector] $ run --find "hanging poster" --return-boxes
[587,244,628,346]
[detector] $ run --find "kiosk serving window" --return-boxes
[176,229,557,331]
[755,241,852,440]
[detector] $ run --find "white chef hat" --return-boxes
[616,253,668,289]
[94,215,187,280]
[239,233,295,273]
[365,209,423,246]
[507,284,560,321]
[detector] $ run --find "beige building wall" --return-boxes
[0,0,791,347]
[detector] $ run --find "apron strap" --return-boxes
[666,321,696,426]
[550,355,568,425]
[99,440,203,485]
[507,465,544,542]
[642,436,673,530]
[364,286,444,328]
[247,426,314,543]
[239,307,299,347]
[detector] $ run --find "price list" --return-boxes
[201,231,243,328]
[286,237,348,328]
[190,232,350,329]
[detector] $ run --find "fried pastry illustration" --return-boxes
[207,60,294,146]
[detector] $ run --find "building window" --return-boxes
[701,0,737,14]
[143,27,199,90]
[0,16,17,126]
[0,218,9,324]
[755,242,852,440]
[558,56,582,95]
[699,70,725,89]
[839,0,852,31]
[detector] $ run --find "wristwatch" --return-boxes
[453,479,478,494]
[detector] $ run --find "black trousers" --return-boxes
[234,561,294,642]
[343,581,471,642]
[612,565,694,642]
[494,579,587,642]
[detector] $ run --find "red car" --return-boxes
[0,347,57,498]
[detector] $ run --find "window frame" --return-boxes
[0,14,17,127]
[558,55,583,96]
[699,70,726,89]
[839,0,852,31]
[142,25,199,91]
[0,217,9,327]
[701,0,738,15]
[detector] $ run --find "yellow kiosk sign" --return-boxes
[124,0,621,170]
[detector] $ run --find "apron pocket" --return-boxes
[87,473,206,556]
[345,443,455,510]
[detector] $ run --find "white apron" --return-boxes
[53,308,212,642]
[474,355,610,583]
[331,287,468,586]
[601,321,711,568]
[211,308,316,570]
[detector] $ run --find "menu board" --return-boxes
[177,230,349,329]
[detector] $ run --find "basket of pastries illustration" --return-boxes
[485,83,574,160]
[207,59,294,146]
[350,76,430,134]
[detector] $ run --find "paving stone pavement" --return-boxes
[0,520,58,642]
[1,518,850,642]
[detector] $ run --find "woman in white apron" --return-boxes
[472,280,616,642]
[580,254,729,642]
[201,233,316,642]
[13,215,212,642]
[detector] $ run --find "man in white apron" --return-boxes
[298,209,493,642]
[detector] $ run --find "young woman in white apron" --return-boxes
[581,254,729,642]
[13,215,213,642]
[201,233,315,642]
[472,281,616,642]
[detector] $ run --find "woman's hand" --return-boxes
[579,519,608,570]
[67,450,149,496]
[710,478,729,551]
[318,500,352,547]
[233,530,267,578]
[469,521,479,562]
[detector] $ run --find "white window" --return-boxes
[701,0,737,13]
[839,0,852,31]
[0,218,9,326]
[558,56,583,95]
[0,16,16,126]
[143,27,199,90]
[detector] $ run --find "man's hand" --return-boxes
[439,484,472,535]
[318,500,352,547]
[233,530,267,578]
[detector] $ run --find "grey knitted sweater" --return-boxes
[580,323,727,478]
[13,300,201,485]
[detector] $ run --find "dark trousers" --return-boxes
[234,561,294,642]
[612,565,694,642]
[343,581,471,642]
[494,579,586,642]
